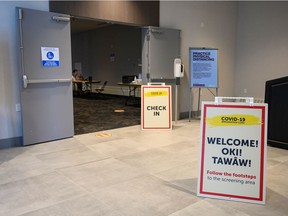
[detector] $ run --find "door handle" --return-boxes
[23,75,28,88]
[23,75,71,88]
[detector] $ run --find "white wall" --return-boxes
[160,1,238,113]
[235,2,288,99]
[0,1,49,141]
[2,1,288,143]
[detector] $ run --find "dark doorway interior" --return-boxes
[70,17,142,135]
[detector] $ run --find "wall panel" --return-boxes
[49,1,159,26]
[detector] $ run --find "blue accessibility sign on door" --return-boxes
[41,47,60,67]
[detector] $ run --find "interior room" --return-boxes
[70,17,143,134]
[71,18,142,95]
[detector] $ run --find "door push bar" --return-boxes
[23,75,71,88]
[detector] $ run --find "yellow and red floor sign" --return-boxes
[141,85,172,130]
[197,101,267,204]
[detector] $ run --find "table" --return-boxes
[73,80,101,95]
[117,82,141,106]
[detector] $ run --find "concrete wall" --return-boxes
[235,2,288,99]
[160,1,238,113]
[0,1,49,146]
[160,1,288,113]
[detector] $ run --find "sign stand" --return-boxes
[197,97,267,204]
[175,77,181,124]
[188,48,219,121]
[189,87,219,121]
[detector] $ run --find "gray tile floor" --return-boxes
[0,120,287,216]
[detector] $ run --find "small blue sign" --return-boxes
[41,47,60,67]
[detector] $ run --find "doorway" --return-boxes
[70,17,142,135]
[18,8,180,145]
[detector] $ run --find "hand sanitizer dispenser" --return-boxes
[174,58,184,78]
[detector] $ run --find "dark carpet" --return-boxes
[73,94,141,135]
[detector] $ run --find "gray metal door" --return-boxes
[18,8,74,145]
[141,27,181,120]
[141,26,181,84]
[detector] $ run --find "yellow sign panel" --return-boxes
[144,90,168,97]
[206,114,261,127]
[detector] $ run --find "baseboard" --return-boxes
[0,137,22,149]
[180,110,201,120]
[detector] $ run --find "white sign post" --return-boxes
[141,85,172,130]
[197,98,267,204]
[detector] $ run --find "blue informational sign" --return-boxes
[190,48,218,88]
[41,47,60,67]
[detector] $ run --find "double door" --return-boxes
[18,8,180,145]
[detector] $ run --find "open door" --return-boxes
[141,26,181,84]
[18,8,74,145]
[141,27,181,120]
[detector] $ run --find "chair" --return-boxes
[95,81,108,94]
